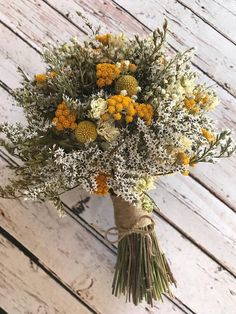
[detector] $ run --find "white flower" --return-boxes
[120,89,128,96]
[179,135,192,150]
[124,60,130,67]
[90,98,107,119]
[97,121,120,142]
[109,33,127,47]
[135,176,155,192]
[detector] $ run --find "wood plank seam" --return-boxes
[0,1,235,312]
[0,151,195,314]
[0,226,98,314]
[1,147,235,294]
[190,172,236,214]
[175,0,236,46]
[110,0,236,97]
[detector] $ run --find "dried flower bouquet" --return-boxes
[0,17,235,306]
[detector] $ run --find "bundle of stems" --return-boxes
[111,195,176,306]
[112,225,176,306]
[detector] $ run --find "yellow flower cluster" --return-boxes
[94,173,109,195]
[35,71,57,87]
[101,95,154,125]
[176,152,190,165]
[53,102,77,131]
[184,98,199,114]
[96,63,120,87]
[201,128,215,143]
[184,93,214,114]
[95,34,110,45]
[74,120,97,144]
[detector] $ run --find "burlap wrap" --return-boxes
[111,195,153,231]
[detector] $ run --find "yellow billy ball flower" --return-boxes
[115,75,138,96]
[115,103,123,112]
[94,173,109,195]
[113,113,122,120]
[108,105,116,114]
[75,121,97,144]
[125,115,134,123]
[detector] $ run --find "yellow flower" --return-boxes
[74,121,97,143]
[115,75,139,96]
[201,128,215,143]
[94,173,109,195]
[35,74,47,82]
[96,34,110,45]
[177,152,190,165]
[113,113,122,120]
[53,102,77,131]
[125,115,133,123]
[96,63,120,87]
[101,113,110,121]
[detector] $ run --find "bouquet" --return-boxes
[0,17,235,306]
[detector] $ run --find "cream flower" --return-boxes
[179,135,192,150]
[136,175,155,192]
[90,98,107,119]
[97,121,120,142]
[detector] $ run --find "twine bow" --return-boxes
[104,214,155,243]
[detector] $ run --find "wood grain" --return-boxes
[0,234,91,314]
[0,1,236,312]
[0,157,186,314]
[1,156,236,314]
[116,0,236,97]
[175,0,236,44]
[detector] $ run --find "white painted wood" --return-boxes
[0,23,45,89]
[0,158,185,314]
[116,0,236,97]
[61,191,236,314]
[0,1,236,312]
[176,0,236,43]
[0,235,91,314]
[1,157,236,314]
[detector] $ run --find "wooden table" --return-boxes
[0,1,236,313]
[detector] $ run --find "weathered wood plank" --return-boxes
[1,157,236,314]
[116,0,236,97]
[0,14,236,273]
[0,234,91,314]
[0,158,187,314]
[53,193,236,314]
[175,0,236,44]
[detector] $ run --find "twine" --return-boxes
[104,214,155,243]
[90,195,155,246]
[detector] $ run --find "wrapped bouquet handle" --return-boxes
[111,195,176,306]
